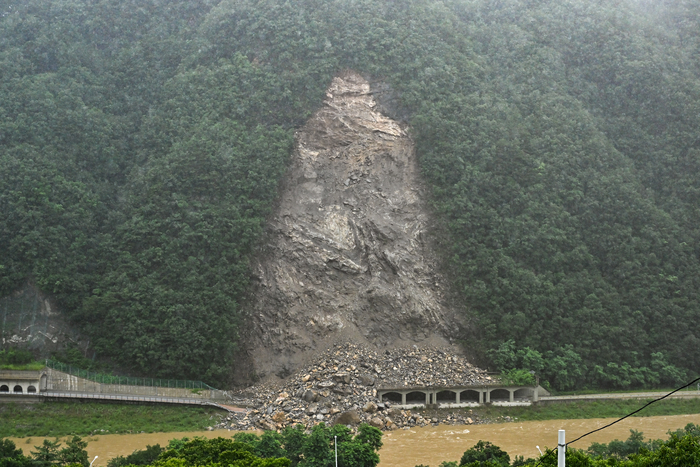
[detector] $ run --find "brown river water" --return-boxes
[10,413,700,467]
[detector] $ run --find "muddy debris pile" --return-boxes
[221,343,494,431]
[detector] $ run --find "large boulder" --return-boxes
[302,389,318,402]
[363,401,378,413]
[257,420,277,431]
[369,417,384,428]
[358,374,375,386]
[334,410,361,426]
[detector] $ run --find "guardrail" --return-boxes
[539,391,700,402]
[40,391,209,405]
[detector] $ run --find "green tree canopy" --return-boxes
[2,0,700,387]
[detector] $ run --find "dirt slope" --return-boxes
[243,72,465,380]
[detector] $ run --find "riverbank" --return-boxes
[0,401,228,438]
[456,397,700,423]
[8,413,700,467]
[2,396,700,438]
[364,397,700,431]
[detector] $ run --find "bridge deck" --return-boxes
[41,391,209,405]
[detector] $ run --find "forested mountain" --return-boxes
[1,0,699,388]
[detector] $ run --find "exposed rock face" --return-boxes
[0,283,85,354]
[246,72,463,379]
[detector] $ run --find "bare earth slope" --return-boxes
[245,72,464,379]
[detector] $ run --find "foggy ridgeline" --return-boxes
[1,0,700,389]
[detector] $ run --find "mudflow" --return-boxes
[244,72,464,380]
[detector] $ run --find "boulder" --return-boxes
[363,402,378,413]
[303,389,317,402]
[333,372,351,384]
[258,420,277,431]
[359,374,375,386]
[369,417,384,428]
[334,410,361,426]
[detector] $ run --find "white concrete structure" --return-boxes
[0,370,47,394]
[377,384,550,408]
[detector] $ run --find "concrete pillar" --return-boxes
[455,391,460,404]
[533,386,539,402]
[479,391,483,404]
[425,391,430,405]
[485,389,490,403]
[509,390,514,402]
[402,392,406,405]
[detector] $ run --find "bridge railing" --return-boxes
[46,360,216,390]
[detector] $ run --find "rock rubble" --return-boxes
[221,343,494,432]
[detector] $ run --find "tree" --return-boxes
[0,439,32,467]
[31,440,61,467]
[255,432,285,460]
[153,437,288,467]
[587,430,650,460]
[299,424,332,467]
[106,445,164,467]
[458,441,510,467]
[59,436,89,467]
[234,423,382,467]
[277,425,305,466]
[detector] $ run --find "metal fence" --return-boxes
[45,360,216,390]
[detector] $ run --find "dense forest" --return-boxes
[1,0,699,388]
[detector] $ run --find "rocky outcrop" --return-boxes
[244,71,464,379]
[0,283,84,354]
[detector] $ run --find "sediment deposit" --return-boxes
[222,343,493,431]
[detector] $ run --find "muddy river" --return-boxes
[10,413,700,467]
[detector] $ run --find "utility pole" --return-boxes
[334,435,338,467]
[558,430,565,467]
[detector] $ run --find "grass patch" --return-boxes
[0,361,46,371]
[459,398,700,422]
[554,387,700,396]
[0,402,228,438]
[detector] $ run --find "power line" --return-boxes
[567,376,700,446]
[531,376,700,466]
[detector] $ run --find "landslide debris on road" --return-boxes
[221,343,493,431]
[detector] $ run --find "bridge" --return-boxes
[0,368,243,413]
[377,384,547,408]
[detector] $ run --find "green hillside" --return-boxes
[1,0,699,388]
